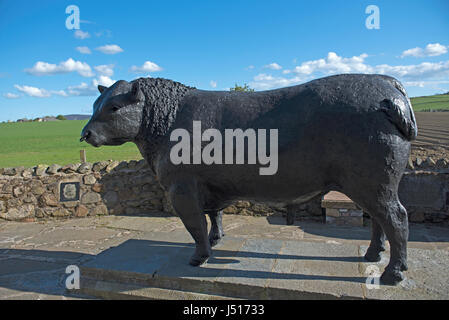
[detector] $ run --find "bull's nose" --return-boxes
[80,130,91,142]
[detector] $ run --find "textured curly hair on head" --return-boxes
[133,77,195,138]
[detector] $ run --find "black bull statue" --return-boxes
[81,74,417,285]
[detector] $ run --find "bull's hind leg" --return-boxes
[341,171,409,284]
[351,193,409,285]
[364,218,387,262]
[169,180,212,266]
[207,210,225,247]
[336,128,411,285]
[375,201,409,285]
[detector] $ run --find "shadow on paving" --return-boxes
[0,248,94,298]
[0,237,367,298]
[82,239,367,284]
[1,217,448,298]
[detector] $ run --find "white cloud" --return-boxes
[25,58,94,77]
[13,75,115,98]
[210,80,217,88]
[95,30,112,38]
[51,90,68,97]
[3,92,20,99]
[375,60,449,80]
[14,85,51,98]
[250,74,304,90]
[264,63,282,70]
[94,64,114,77]
[67,76,115,96]
[401,43,448,58]
[401,48,422,58]
[245,65,255,70]
[76,46,91,54]
[403,80,449,94]
[286,51,449,80]
[13,85,68,98]
[130,61,163,73]
[74,30,90,39]
[426,43,448,56]
[94,76,115,87]
[403,81,425,88]
[250,51,449,90]
[66,82,93,96]
[289,52,372,76]
[96,44,124,54]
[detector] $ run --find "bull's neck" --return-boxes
[132,80,193,173]
[134,129,171,177]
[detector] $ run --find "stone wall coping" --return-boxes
[0,159,150,178]
[321,191,359,209]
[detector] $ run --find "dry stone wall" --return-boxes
[0,157,448,224]
[0,160,166,221]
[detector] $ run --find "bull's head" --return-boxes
[81,80,145,147]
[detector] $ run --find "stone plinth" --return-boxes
[322,192,363,227]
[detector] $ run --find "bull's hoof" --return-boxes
[400,260,408,271]
[209,232,225,247]
[189,250,211,266]
[189,256,209,266]
[380,269,404,286]
[209,237,221,247]
[364,247,383,262]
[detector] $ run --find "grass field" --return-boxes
[1,92,448,168]
[410,94,449,112]
[0,120,142,168]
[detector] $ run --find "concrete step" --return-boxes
[77,228,447,300]
[78,232,368,299]
[2,215,448,300]
[78,277,238,300]
[79,265,349,300]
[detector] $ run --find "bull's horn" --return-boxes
[130,82,145,102]
[98,85,108,94]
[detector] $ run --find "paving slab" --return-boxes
[267,241,365,299]
[79,226,449,299]
[0,214,448,299]
[359,245,449,299]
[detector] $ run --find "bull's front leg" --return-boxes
[169,180,212,266]
[207,210,225,247]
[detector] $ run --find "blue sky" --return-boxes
[1,0,448,122]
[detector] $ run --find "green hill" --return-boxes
[0,120,142,168]
[410,93,449,112]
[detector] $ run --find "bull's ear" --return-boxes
[130,82,145,102]
[98,85,108,94]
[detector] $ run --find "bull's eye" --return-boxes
[111,106,120,112]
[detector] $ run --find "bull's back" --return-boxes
[161,74,413,201]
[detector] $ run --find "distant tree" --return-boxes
[230,83,255,92]
[56,115,67,120]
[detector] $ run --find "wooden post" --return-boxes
[80,149,86,163]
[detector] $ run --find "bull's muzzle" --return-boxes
[80,128,91,142]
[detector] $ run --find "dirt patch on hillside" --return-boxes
[411,112,449,161]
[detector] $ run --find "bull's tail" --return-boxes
[380,78,418,141]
